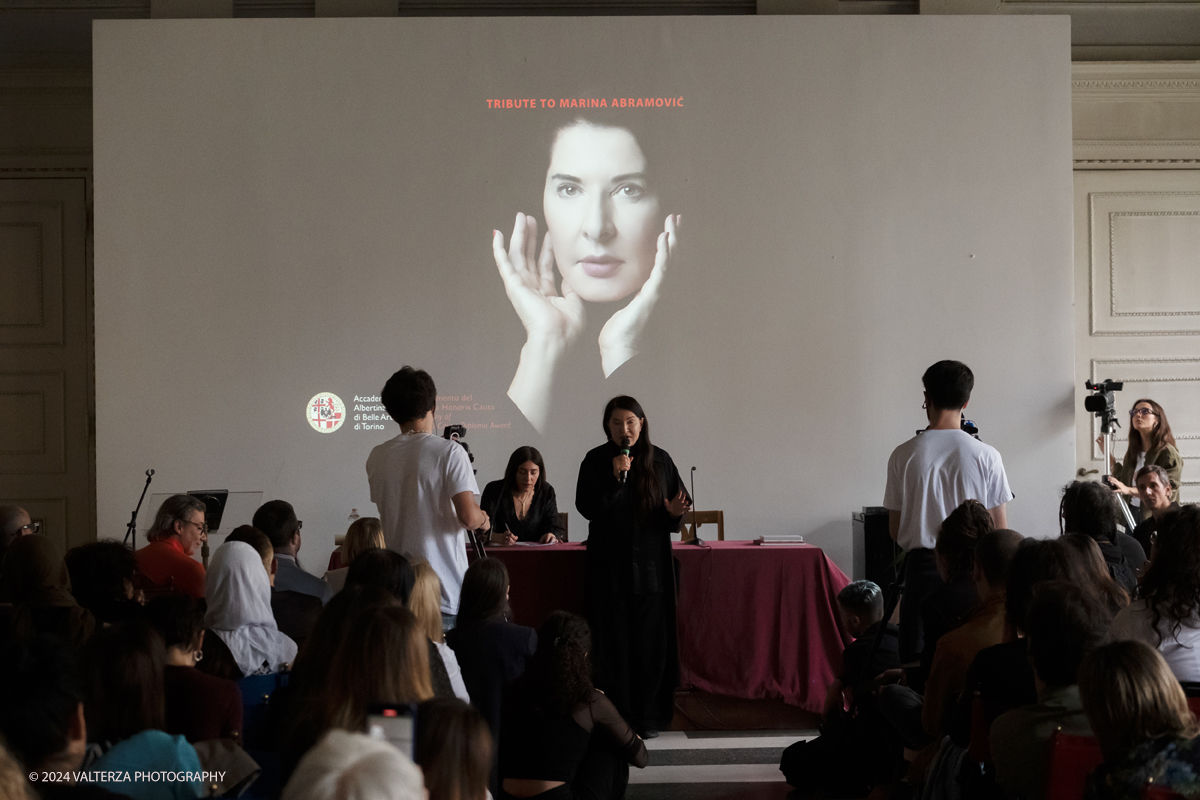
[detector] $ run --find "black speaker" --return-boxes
[852,506,901,587]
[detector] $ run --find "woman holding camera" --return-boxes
[1098,398,1182,517]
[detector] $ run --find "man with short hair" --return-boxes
[134,494,209,599]
[252,500,332,605]
[883,360,1013,660]
[367,366,490,630]
[1132,464,1180,556]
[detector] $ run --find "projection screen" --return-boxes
[94,16,1074,574]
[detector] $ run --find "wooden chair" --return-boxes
[1044,731,1104,800]
[682,510,724,542]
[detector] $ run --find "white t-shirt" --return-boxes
[1111,599,1200,682]
[366,432,479,615]
[883,428,1013,551]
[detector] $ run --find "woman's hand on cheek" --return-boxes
[599,213,679,378]
[493,212,586,346]
[495,212,586,432]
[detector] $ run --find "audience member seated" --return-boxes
[227,524,320,655]
[1081,640,1200,800]
[1131,465,1181,557]
[144,594,243,744]
[252,500,332,605]
[266,586,401,756]
[65,540,143,625]
[1,534,95,650]
[949,538,1079,753]
[281,604,433,784]
[416,698,492,800]
[323,516,385,593]
[446,558,537,772]
[780,580,901,797]
[481,446,567,545]
[412,561,471,702]
[344,548,416,604]
[0,744,28,800]
[1060,480,1145,594]
[198,541,297,680]
[990,581,1110,800]
[0,634,131,799]
[1060,534,1133,615]
[0,505,36,576]
[915,499,993,694]
[281,730,425,800]
[879,529,1021,753]
[1111,505,1200,683]
[80,622,205,799]
[499,612,647,800]
[134,494,209,600]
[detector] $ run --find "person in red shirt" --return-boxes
[135,494,208,599]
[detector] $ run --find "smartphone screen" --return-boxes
[366,703,416,758]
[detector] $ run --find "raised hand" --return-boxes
[599,214,679,378]
[493,212,585,431]
[494,212,585,345]
[663,487,691,518]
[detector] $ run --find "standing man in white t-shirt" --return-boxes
[367,366,490,630]
[883,360,1013,661]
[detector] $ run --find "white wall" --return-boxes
[93,16,1075,574]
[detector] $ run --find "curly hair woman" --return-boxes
[1111,505,1200,683]
[498,611,648,800]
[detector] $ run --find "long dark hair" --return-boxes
[934,499,994,581]
[1124,398,1177,466]
[603,396,663,518]
[527,611,594,715]
[415,698,492,800]
[456,558,511,627]
[501,446,547,497]
[1141,506,1200,648]
[81,622,166,744]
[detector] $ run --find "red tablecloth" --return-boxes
[484,540,853,714]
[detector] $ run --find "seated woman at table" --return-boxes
[482,446,566,545]
[500,611,647,800]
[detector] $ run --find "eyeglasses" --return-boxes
[1131,408,1157,418]
[183,519,209,535]
[295,521,303,531]
[19,521,41,534]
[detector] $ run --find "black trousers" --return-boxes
[898,548,940,662]
[499,736,630,800]
[588,591,672,729]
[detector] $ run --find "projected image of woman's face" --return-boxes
[543,123,661,303]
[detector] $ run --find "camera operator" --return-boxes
[1096,398,1182,519]
[883,360,1013,661]
[367,367,490,632]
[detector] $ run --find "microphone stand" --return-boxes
[1100,421,1139,533]
[686,466,704,546]
[123,469,155,549]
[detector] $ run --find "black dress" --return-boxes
[480,481,567,543]
[575,440,686,731]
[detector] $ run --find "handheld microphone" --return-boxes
[619,437,632,484]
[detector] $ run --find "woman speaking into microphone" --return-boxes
[575,396,690,739]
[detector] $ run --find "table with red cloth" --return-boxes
[484,540,854,714]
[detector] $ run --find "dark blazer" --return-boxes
[446,620,537,757]
[271,590,323,653]
[163,664,244,743]
[480,481,566,543]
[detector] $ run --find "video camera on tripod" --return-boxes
[1085,378,1124,435]
[1084,378,1138,531]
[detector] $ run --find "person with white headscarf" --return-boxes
[204,541,297,677]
